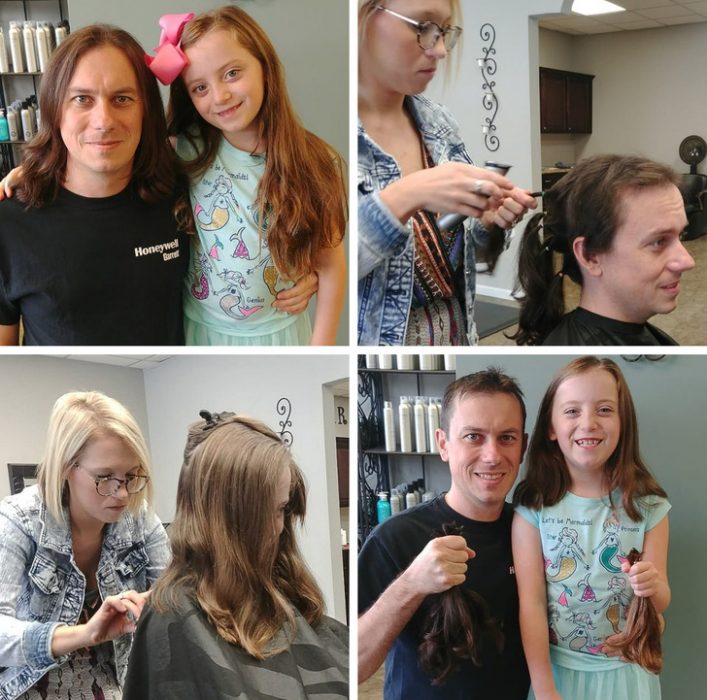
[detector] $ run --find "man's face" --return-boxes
[60,46,143,196]
[592,183,694,323]
[438,392,526,521]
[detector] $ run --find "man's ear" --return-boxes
[436,428,448,462]
[572,236,603,278]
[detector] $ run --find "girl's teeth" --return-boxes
[576,439,601,446]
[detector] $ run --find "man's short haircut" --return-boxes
[440,367,526,433]
[512,154,680,345]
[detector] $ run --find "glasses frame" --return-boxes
[376,5,462,51]
[73,462,150,497]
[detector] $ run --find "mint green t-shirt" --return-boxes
[516,490,670,672]
[177,135,299,338]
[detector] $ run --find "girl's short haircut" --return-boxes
[150,414,324,658]
[37,391,154,523]
[513,356,666,521]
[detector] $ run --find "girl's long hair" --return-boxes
[510,155,679,345]
[168,6,346,280]
[513,357,667,521]
[150,414,324,658]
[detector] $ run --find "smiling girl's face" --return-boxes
[549,368,621,480]
[182,29,265,152]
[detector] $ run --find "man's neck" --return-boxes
[578,289,647,325]
[62,172,132,199]
[444,490,504,523]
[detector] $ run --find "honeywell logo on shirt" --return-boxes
[134,238,180,261]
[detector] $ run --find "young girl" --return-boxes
[122,411,348,698]
[512,356,670,699]
[165,6,347,345]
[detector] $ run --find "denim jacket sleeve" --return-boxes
[0,498,64,671]
[358,191,411,280]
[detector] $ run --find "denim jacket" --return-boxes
[0,486,170,700]
[358,94,493,346]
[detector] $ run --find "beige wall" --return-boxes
[539,23,707,174]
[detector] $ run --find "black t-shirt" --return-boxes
[0,185,187,345]
[358,497,529,700]
[542,307,677,346]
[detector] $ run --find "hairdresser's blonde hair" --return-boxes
[151,414,324,659]
[37,391,153,524]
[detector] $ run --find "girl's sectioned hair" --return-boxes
[150,413,324,659]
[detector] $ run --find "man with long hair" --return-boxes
[0,24,189,345]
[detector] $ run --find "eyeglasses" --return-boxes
[73,463,149,497]
[376,5,462,51]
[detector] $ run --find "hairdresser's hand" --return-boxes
[482,186,538,231]
[0,165,23,200]
[381,162,512,225]
[83,590,150,645]
[272,271,318,313]
[403,535,475,595]
[622,558,661,598]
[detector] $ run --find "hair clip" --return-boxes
[199,409,236,430]
[144,12,195,85]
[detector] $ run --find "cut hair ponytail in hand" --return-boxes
[614,548,663,673]
[417,523,504,685]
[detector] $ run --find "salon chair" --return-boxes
[681,173,707,241]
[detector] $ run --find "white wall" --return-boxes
[0,357,148,501]
[142,353,348,620]
[425,0,570,300]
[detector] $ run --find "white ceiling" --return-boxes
[46,355,173,369]
[539,0,707,34]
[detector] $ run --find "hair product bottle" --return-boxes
[9,22,24,73]
[0,28,9,73]
[0,110,9,141]
[390,490,401,515]
[378,353,393,370]
[383,400,396,452]
[376,492,392,524]
[414,397,427,453]
[398,397,412,452]
[427,399,440,454]
[35,23,50,72]
[396,353,415,370]
[22,22,37,73]
[6,107,19,141]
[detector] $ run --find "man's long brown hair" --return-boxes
[150,415,324,658]
[18,24,184,210]
[168,6,347,280]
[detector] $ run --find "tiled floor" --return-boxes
[480,233,707,346]
[359,666,384,700]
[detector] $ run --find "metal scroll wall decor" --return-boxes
[478,23,499,152]
[276,397,294,446]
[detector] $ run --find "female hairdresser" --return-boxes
[123,412,348,699]
[0,392,169,699]
[358,0,536,346]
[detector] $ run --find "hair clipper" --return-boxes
[437,161,512,232]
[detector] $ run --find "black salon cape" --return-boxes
[122,593,349,699]
[542,307,678,346]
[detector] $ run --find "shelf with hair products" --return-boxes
[358,354,456,542]
[0,0,69,177]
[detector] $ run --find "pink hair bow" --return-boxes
[144,12,195,85]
